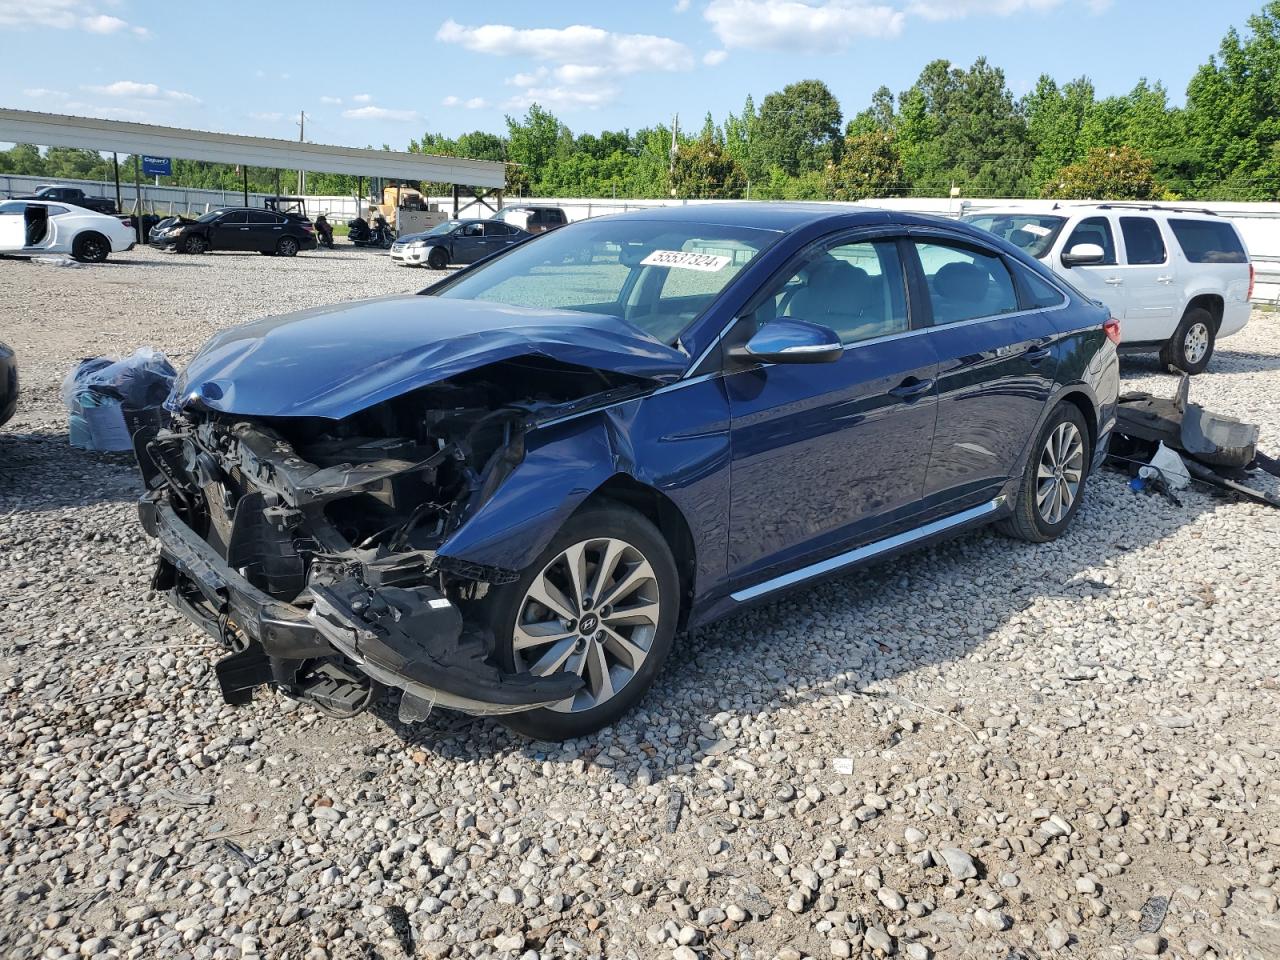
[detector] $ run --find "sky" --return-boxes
[0,0,1269,151]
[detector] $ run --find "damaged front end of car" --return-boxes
[135,356,659,720]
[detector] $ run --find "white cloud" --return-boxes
[705,0,905,52]
[465,96,488,109]
[442,95,460,107]
[0,1,148,36]
[82,13,125,33]
[342,105,420,121]
[674,0,692,10]
[85,80,199,103]
[351,93,373,103]
[250,111,283,121]
[24,87,70,100]
[319,95,343,104]
[505,85,616,111]
[703,49,728,66]
[437,19,693,73]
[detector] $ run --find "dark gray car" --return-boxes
[390,218,530,269]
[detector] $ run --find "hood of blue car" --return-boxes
[169,295,689,420]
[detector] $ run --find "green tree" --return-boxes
[826,131,905,200]
[1023,75,1095,186]
[670,138,746,199]
[1185,2,1280,198]
[846,85,896,137]
[1043,145,1164,200]
[505,105,573,194]
[755,80,843,176]
[0,143,47,175]
[896,58,1031,196]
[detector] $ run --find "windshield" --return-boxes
[432,218,779,345]
[962,213,1067,259]
[0,200,24,215]
[196,210,229,223]
[423,220,460,237]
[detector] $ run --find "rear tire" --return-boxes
[183,235,208,255]
[1159,306,1215,374]
[487,504,680,741]
[72,232,109,263]
[998,402,1091,543]
[427,247,449,270]
[276,237,299,257]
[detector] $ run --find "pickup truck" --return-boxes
[14,186,118,215]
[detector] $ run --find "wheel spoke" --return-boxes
[601,626,648,671]
[597,560,653,609]
[561,541,589,610]
[584,639,615,704]
[528,575,577,623]
[588,539,626,603]
[604,600,660,627]
[527,636,578,676]
[513,620,575,651]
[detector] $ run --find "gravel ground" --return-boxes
[2,245,1279,960]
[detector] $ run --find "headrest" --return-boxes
[935,262,988,304]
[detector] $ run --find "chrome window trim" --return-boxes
[730,497,1005,603]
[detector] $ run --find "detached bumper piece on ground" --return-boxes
[1109,375,1280,508]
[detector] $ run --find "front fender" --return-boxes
[436,408,638,573]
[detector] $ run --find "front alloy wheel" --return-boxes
[490,504,679,740]
[514,537,660,714]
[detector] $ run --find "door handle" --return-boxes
[889,377,935,401]
[1104,277,1123,285]
[1024,345,1053,363]
[1157,276,1173,284]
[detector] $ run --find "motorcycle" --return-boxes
[314,214,335,249]
[346,214,395,249]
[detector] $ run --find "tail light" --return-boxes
[302,223,314,232]
[1248,262,1256,301]
[1104,317,1121,345]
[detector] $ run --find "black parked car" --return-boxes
[0,341,17,428]
[390,218,530,268]
[152,208,318,256]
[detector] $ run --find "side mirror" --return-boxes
[1061,242,1105,267]
[730,318,843,365]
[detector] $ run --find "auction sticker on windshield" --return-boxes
[641,249,732,272]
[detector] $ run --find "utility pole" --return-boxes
[297,110,306,195]
[669,113,679,199]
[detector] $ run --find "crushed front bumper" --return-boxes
[139,496,581,716]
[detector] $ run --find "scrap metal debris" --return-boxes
[666,790,684,834]
[1110,374,1280,508]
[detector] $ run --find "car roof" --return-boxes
[967,203,1223,220]
[604,201,888,231]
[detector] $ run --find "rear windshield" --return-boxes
[1169,219,1247,264]
[961,213,1066,259]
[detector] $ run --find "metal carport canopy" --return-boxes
[0,108,506,188]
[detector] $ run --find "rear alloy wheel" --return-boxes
[183,234,207,255]
[490,505,679,740]
[1160,306,1216,374]
[276,236,299,257]
[72,232,109,263]
[427,247,449,270]
[998,402,1091,543]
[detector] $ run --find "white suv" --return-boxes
[963,204,1253,373]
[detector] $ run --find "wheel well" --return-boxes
[1059,391,1098,460]
[585,476,697,629]
[75,230,107,248]
[1187,294,1224,332]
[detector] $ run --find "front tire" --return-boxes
[183,234,208,255]
[1160,306,1215,374]
[72,232,109,263]
[998,402,1091,543]
[427,247,449,270]
[276,237,299,257]
[488,504,680,740]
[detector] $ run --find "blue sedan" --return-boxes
[138,203,1119,740]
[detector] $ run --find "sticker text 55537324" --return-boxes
[640,249,732,272]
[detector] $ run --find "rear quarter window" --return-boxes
[1169,219,1248,264]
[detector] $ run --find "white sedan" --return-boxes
[0,199,136,263]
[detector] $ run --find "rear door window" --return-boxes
[247,211,278,224]
[1120,217,1167,265]
[219,211,248,224]
[1064,217,1117,265]
[1168,219,1248,263]
[914,240,1019,324]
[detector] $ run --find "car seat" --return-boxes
[932,262,989,323]
[24,205,48,246]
